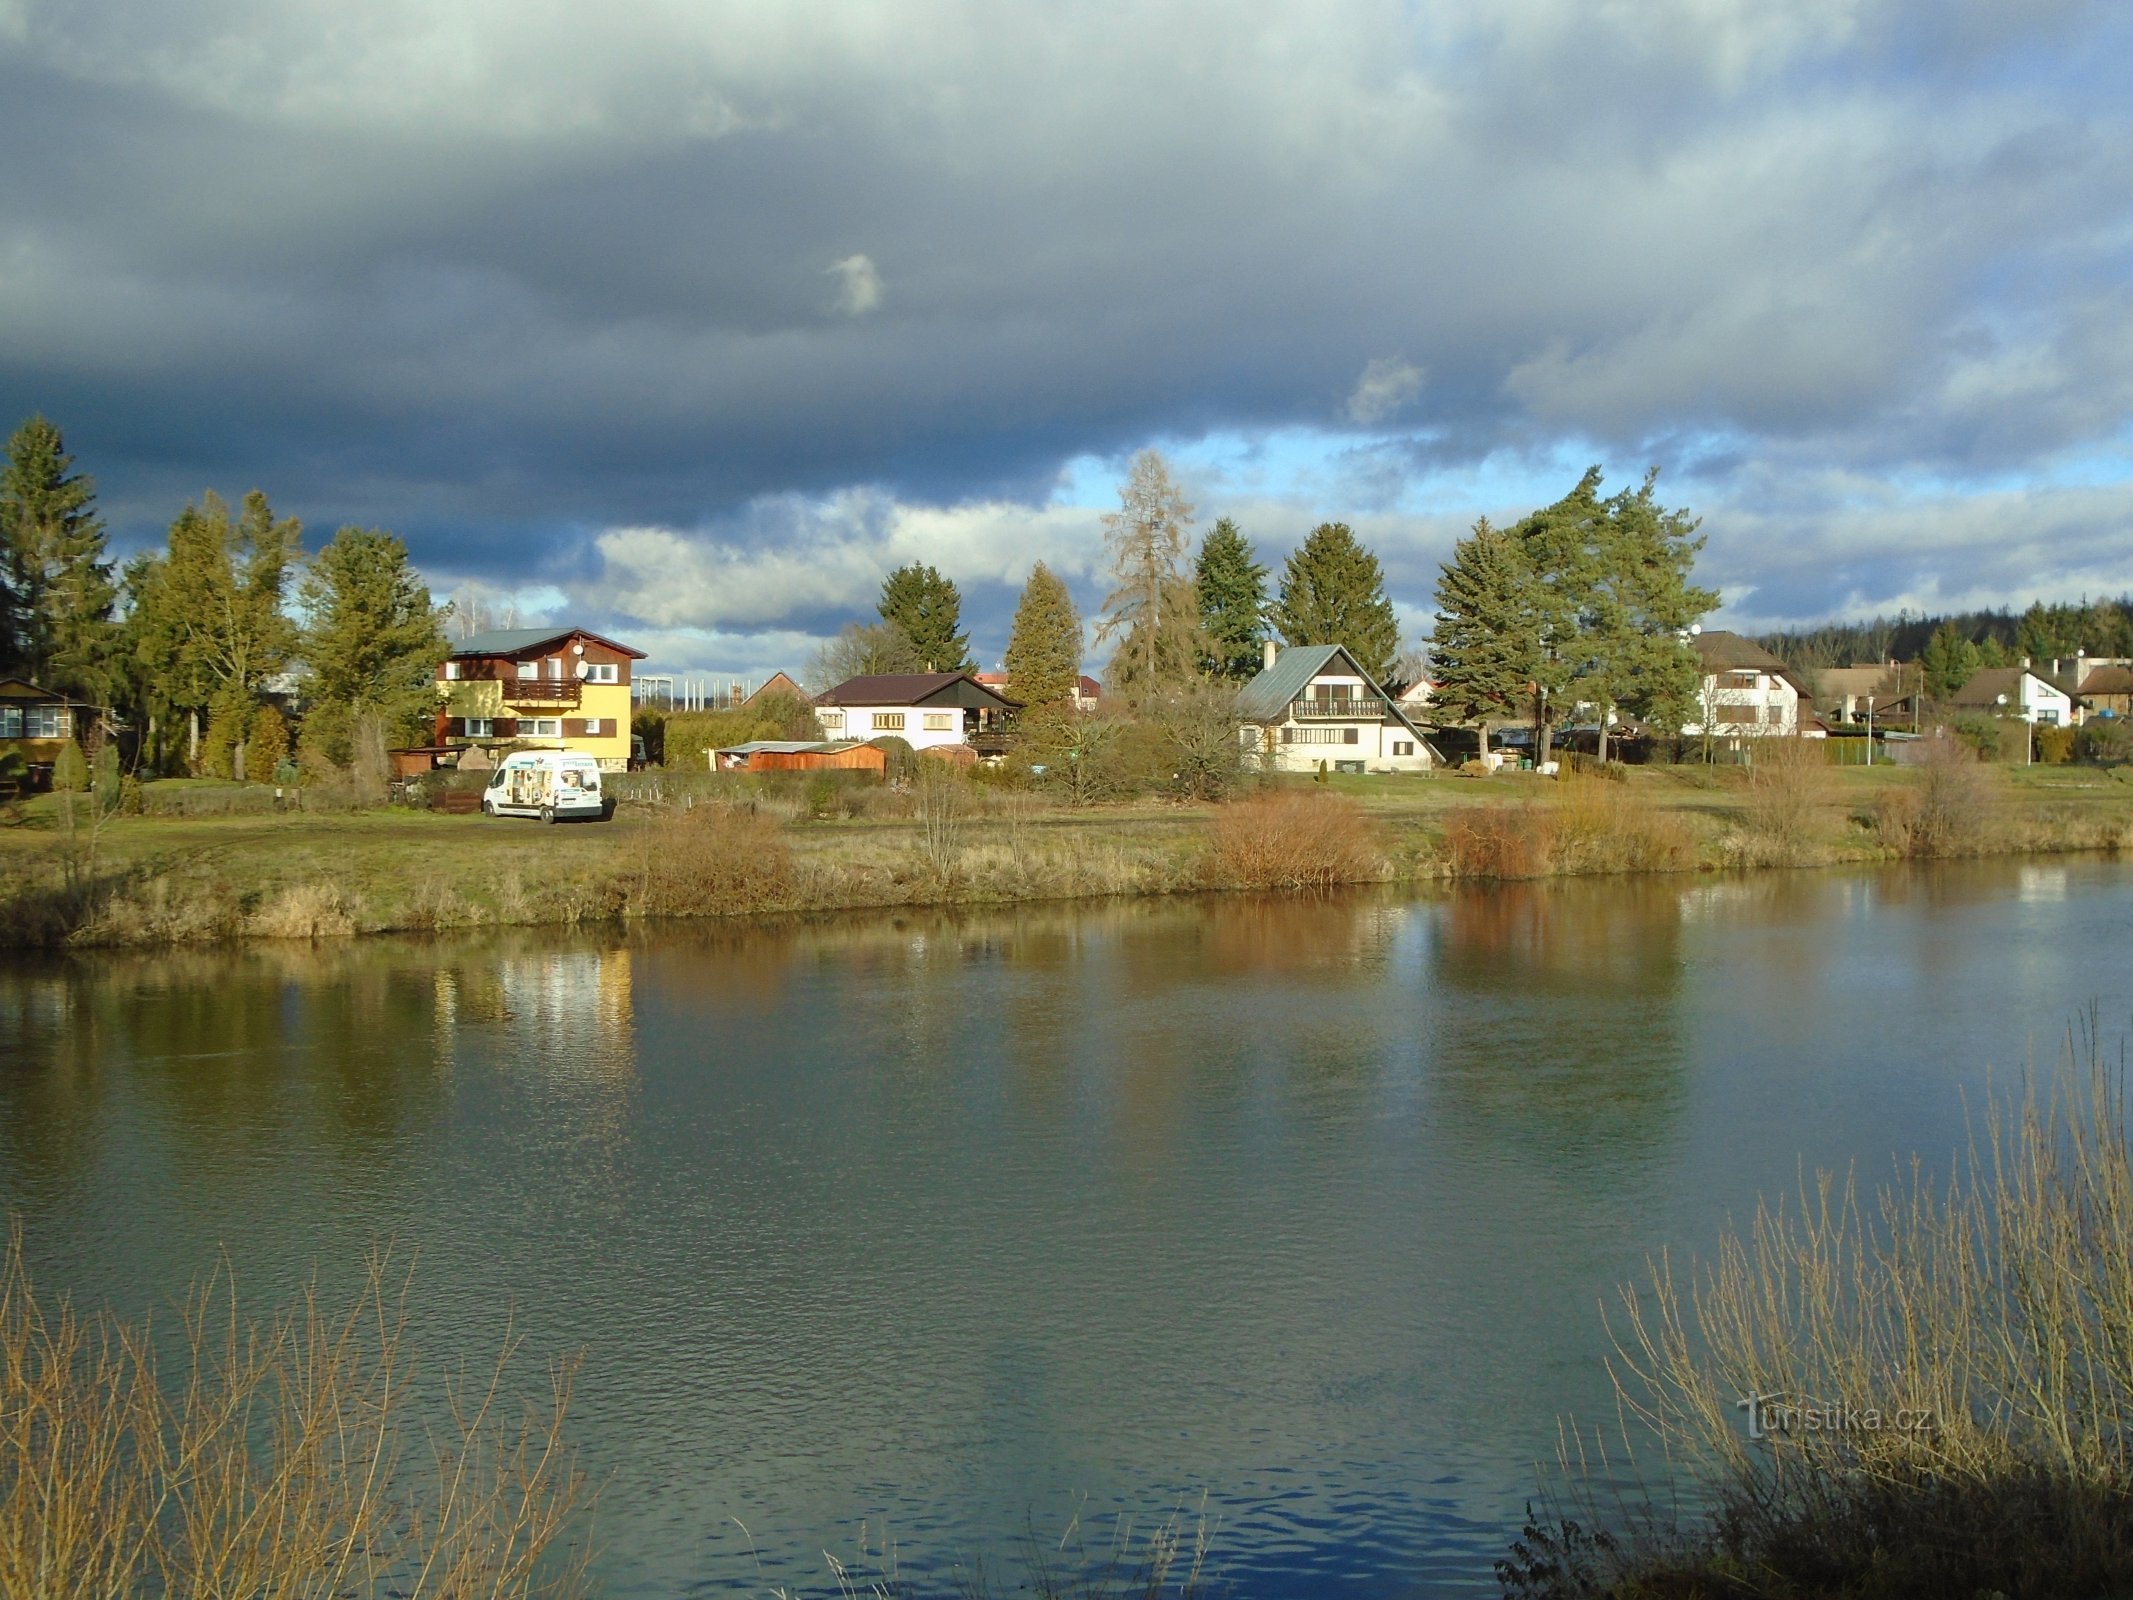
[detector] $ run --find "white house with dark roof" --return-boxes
[814,671,1021,755]
[1685,630,1817,740]
[1236,643,1440,773]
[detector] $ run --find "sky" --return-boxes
[5,0,2132,682]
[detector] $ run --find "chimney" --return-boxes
[2020,655,2031,671]
[1263,639,1279,672]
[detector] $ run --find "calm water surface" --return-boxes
[3,860,2130,1596]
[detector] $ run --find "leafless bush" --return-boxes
[1877,735,1992,857]
[1442,803,1552,878]
[1741,736,1830,864]
[0,1224,590,1599]
[1201,789,1385,890]
[914,759,970,884]
[1549,778,1697,874]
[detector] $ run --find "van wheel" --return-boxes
[539,805,556,825]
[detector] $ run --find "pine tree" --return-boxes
[1431,517,1542,758]
[1002,561,1081,709]
[1194,518,1268,680]
[1577,471,1717,759]
[299,526,449,745]
[878,562,973,673]
[1096,449,1197,697]
[1501,467,1611,763]
[1270,522,1399,684]
[1922,621,1981,700]
[0,415,116,699]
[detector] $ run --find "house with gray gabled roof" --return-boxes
[1236,642,1442,773]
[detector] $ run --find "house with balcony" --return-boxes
[814,672,1021,755]
[1236,643,1439,773]
[0,677,105,790]
[1685,631,1815,742]
[436,627,645,770]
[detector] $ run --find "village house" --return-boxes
[974,670,1101,712]
[1685,631,1815,741]
[1812,662,1922,727]
[1236,643,1439,773]
[2078,662,2133,720]
[813,671,1020,755]
[436,626,645,771]
[0,678,105,789]
[1944,663,2078,726]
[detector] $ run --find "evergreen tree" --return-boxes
[1577,471,1717,759]
[1922,620,1981,700]
[135,490,302,778]
[1002,561,1081,708]
[1430,518,1542,758]
[1096,449,1197,697]
[1270,522,1400,684]
[299,526,450,745]
[1194,518,1268,680]
[878,562,973,673]
[0,415,116,698]
[1501,467,1612,762]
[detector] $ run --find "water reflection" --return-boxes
[4,862,2132,1599]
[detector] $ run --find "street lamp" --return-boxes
[1865,694,1875,766]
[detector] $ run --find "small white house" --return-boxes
[1237,643,1440,773]
[813,671,1020,755]
[1685,631,1814,740]
[1946,665,2078,726]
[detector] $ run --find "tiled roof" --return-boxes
[815,672,1020,709]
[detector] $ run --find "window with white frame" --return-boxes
[463,717,494,738]
[25,706,62,738]
[522,718,561,737]
[872,712,905,731]
[820,711,844,731]
[1394,740,1414,756]
[582,718,605,735]
[444,661,460,679]
[585,663,619,684]
[0,707,20,738]
[517,661,538,680]
[923,712,953,731]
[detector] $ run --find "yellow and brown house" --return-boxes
[435,627,645,771]
[0,677,104,789]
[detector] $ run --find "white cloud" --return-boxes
[827,254,882,316]
[1346,357,1423,424]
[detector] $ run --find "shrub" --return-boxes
[627,803,794,917]
[248,881,358,939]
[0,1225,588,1598]
[1877,735,1991,857]
[1549,778,1698,874]
[245,703,291,784]
[2035,722,2075,764]
[1740,736,1830,864]
[1442,803,1552,878]
[1202,789,1386,889]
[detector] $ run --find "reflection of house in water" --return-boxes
[432,947,637,1088]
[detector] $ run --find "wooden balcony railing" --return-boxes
[1293,696,1385,720]
[501,678,582,707]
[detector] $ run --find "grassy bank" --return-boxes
[2,758,2129,948]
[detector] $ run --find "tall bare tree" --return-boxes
[1096,449,1197,697]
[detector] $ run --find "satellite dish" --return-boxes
[1688,624,1702,636]
[574,659,590,679]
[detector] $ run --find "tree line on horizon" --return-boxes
[0,415,446,787]
[1757,599,2133,700]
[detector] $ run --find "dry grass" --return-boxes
[247,881,360,939]
[1510,1022,2133,1599]
[1441,782,1696,880]
[1441,803,1552,879]
[1199,789,1387,890]
[0,1224,589,1600]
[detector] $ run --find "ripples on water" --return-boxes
[3,859,2130,1597]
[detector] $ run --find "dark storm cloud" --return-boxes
[2,0,2130,664]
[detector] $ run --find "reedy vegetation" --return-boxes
[1509,1024,2133,1599]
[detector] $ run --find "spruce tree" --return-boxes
[1270,522,1399,684]
[878,562,973,673]
[1577,471,1716,759]
[1922,621,1981,700]
[0,415,116,698]
[1002,561,1081,708]
[1195,518,1268,680]
[299,526,449,745]
[1431,518,1541,759]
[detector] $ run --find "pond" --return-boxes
[3,859,2128,1596]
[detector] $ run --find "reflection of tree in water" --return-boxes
[1430,879,1690,1178]
[0,964,107,1200]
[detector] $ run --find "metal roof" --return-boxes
[1235,645,1346,723]
[448,626,645,659]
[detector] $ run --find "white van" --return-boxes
[481,750,612,823]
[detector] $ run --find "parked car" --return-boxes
[481,750,613,823]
